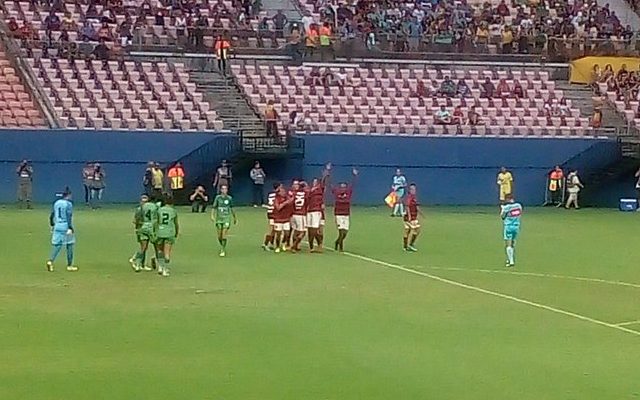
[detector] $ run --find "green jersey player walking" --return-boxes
[211,184,237,257]
[130,194,158,272]
[500,194,522,268]
[156,196,179,277]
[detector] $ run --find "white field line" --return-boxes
[340,251,640,338]
[615,320,640,327]
[414,265,640,290]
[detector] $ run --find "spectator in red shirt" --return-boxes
[332,168,358,252]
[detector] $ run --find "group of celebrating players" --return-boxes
[45,163,428,276]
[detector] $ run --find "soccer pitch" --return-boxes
[2,205,640,399]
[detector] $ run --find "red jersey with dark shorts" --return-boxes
[266,191,277,220]
[307,185,325,212]
[333,186,353,216]
[293,190,308,216]
[404,194,419,221]
[273,194,291,223]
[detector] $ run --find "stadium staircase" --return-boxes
[190,70,266,137]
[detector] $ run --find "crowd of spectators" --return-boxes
[5,0,273,56]
[294,0,637,58]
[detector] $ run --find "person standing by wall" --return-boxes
[565,170,584,209]
[82,162,94,205]
[90,163,106,209]
[391,168,407,217]
[249,161,266,207]
[151,162,164,200]
[548,165,564,207]
[16,159,33,209]
[143,161,154,197]
[167,162,185,195]
[497,167,514,205]
[213,160,232,194]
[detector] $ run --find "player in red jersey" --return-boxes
[332,168,358,252]
[281,182,296,251]
[262,183,280,251]
[290,180,308,252]
[273,185,293,253]
[403,183,421,252]
[306,164,331,252]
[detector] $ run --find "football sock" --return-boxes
[403,236,408,248]
[140,251,146,267]
[308,230,315,250]
[410,234,418,246]
[50,244,62,262]
[157,251,164,269]
[66,244,74,266]
[316,233,323,247]
[264,234,272,246]
[222,239,227,249]
[506,246,515,264]
[393,203,401,216]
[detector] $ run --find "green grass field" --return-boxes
[2,205,640,399]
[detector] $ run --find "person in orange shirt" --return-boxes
[548,165,564,206]
[167,162,185,193]
[305,24,319,60]
[214,33,231,75]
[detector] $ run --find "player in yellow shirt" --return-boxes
[497,167,513,204]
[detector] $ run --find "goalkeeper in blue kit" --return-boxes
[46,188,77,272]
[501,194,522,268]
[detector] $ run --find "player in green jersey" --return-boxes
[211,184,237,257]
[129,194,158,272]
[156,196,179,277]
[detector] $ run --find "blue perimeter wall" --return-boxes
[299,135,622,206]
[0,130,235,202]
[0,131,623,206]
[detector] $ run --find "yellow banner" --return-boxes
[570,56,640,84]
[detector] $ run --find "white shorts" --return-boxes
[306,211,322,229]
[291,215,306,231]
[404,219,420,230]
[274,222,290,232]
[336,215,350,230]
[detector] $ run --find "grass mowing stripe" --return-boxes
[341,251,640,338]
[416,265,640,289]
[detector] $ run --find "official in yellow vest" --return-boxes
[168,162,185,191]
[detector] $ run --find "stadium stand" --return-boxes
[0,46,44,127]
[233,62,594,136]
[3,0,275,51]
[294,0,632,56]
[30,58,223,130]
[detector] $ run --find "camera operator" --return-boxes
[190,185,209,213]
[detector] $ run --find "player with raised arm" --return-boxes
[156,196,179,277]
[211,184,237,257]
[501,194,522,268]
[129,194,158,272]
[332,168,358,252]
[262,183,279,251]
[403,183,421,252]
[273,185,294,253]
[46,188,77,272]
[307,163,331,253]
[290,180,308,252]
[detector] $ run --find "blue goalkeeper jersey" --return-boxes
[501,202,522,229]
[51,199,73,232]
